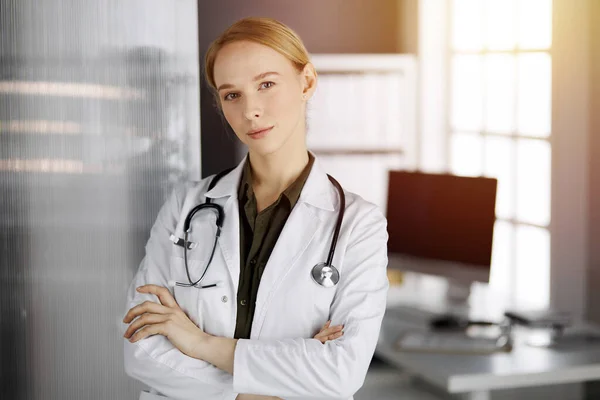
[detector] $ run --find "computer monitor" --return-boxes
[386,170,498,296]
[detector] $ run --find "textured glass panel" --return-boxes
[450,132,483,177]
[517,53,552,136]
[485,0,517,51]
[0,1,200,399]
[515,225,550,308]
[517,0,553,50]
[484,136,514,219]
[451,55,483,131]
[452,0,484,51]
[516,139,551,226]
[485,54,515,134]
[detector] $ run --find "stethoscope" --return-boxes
[169,166,345,289]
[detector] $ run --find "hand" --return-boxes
[123,284,209,359]
[313,320,344,344]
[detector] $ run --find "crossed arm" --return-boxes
[123,285,343,400]
[122,186,388,399]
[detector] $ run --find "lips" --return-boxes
[247,126,273,139]
[248,126,272,135]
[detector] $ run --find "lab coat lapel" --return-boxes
[216,196,241,294]
[204,156,247,294]
[251,155,338,338]
[251,202,320,338]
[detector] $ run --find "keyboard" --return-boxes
[395,331,512,354]
[385,305,447,324]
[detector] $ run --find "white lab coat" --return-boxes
[122,153,389,400]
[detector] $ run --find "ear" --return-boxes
[301,62,317,101]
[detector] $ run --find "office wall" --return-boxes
[0,1,200,399]
[397,0,419,55]
[197,0,417,177]
[587,0,600,323]
[584,5,600,397]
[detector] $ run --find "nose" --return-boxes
[243,96,263,121]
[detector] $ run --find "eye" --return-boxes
[259,81,275,90]
[223,92,239,101]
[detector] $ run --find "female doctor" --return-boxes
[122,17,389,400]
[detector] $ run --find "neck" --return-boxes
[248,145,309,197]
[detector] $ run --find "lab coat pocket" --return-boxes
[284,279,337,340]
[169,256,207,330]
[312,282,337,320]
[168,254,230,337]
[284,262,337,336]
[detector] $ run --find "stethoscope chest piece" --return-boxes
[311,262,340,288]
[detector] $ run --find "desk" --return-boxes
[376,290,600,400]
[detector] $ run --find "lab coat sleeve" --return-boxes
[232,204,389,399]
[122,183,238,400]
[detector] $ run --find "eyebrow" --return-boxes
[217,71,280,92]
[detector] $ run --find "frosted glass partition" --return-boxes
[0,1,200,399]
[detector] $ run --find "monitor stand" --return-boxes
[445,279,473,311]
[386,276,474,325]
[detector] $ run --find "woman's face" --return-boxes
[212,40,315,157]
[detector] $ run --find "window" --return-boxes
[449,0,553,308]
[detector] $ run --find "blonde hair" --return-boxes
[204,17,311,92]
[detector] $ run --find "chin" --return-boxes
[247,142,283,157]
[246,136,287,157]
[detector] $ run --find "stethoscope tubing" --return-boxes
[175,168,345,289]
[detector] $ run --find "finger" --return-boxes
[315,328,341,339]
[328,331,344,340]
[123,300,170,323]
[314,327,333,339]
[129,322,166,343]
[124,313,168,339]
[315,325,343,338]
[136,285,178,308]
[316,330,344,344]
[123,301,169,323]
[321,332,343,343]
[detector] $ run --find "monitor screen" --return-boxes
[386,171,497,280]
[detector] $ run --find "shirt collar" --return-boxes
[205,151,337,212]
[239,152,315,208]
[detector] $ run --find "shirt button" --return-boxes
[250,259,257,265]
[240,299,247,306]
[221,296,228,303]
